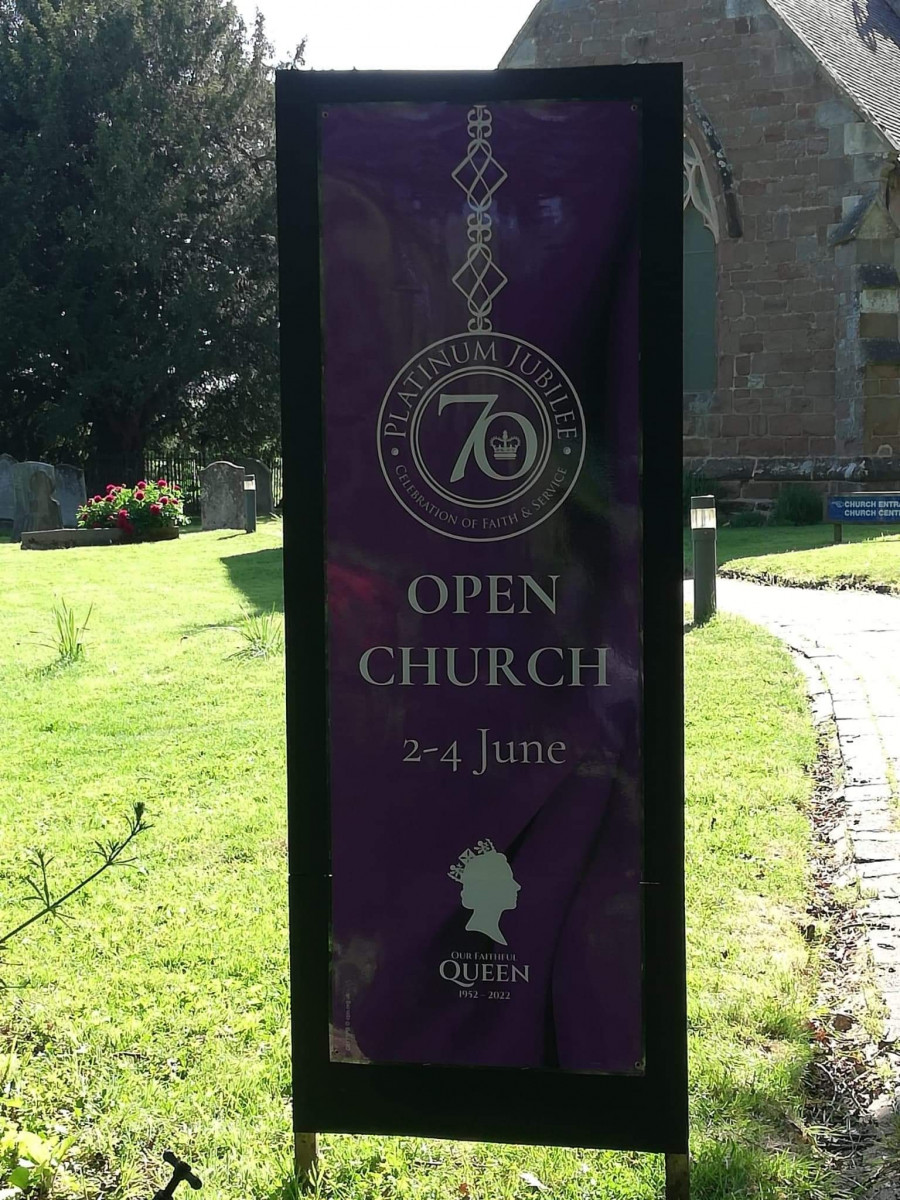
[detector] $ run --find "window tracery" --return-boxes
[684,134,720,243]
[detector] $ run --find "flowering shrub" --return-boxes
[77,479,187,536]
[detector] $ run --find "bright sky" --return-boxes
[235,0,539,68]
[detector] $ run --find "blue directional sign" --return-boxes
[828,493,900,523]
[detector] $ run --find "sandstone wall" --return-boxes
[503,0,900,493]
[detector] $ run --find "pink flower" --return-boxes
[173,485,181,492]
[149,503,162,515]
[160,495,169,505]
[137,480,148,489]
[135,490,145,501]
[106,484,116,493]
[85,497,93,506]
[94,495,103,502]
[157,478,167,487]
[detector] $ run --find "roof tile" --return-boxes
[766,0,900,152]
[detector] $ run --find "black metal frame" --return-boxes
[277,65,686,1155]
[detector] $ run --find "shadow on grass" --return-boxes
[180,619,238,639]
[223,547,284,613]
[180,514,282,536]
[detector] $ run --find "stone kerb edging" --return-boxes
[718,567,900,598]
[717,579,900,1038]
[714,576,900,1167]
[19,528,180,550]
[787,650,900,1043]
[790,646,900,1190]
[20,529,127,550]
[792,649,900,1036]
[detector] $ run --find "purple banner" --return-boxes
[321,99,642,1072]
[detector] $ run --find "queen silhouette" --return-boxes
[449,839,521,946]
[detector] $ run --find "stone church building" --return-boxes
[502,0,900,502]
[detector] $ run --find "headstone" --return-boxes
[12,462,60,541]
[231,456,273,516]
[200,461,245,530]
[0,453,17,527]
[53,463,87,527]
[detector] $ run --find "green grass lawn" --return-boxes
[684,524,900,593]
[721,533,900,593]
[0,527,831,1198]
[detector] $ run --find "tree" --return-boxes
[0,0,296,463]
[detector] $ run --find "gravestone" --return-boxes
[231,456,273,516]
[53,463,87,527]
[200,461,245,530]
[0,453,17,527]
[12,462,60,541]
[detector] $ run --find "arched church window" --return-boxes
[683,135,718,393]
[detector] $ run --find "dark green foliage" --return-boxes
[682,471,726,523]
[771,484,824,526]
[36,598,92,665]
[0,0,300,462]
[727,508,768,528]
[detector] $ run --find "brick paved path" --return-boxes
[716,578,900,1039]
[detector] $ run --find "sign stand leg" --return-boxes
[833,522,842,544]
[294,1132,318,1190]
[664,1153,689,1200]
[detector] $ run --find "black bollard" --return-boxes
[690,495,717,626]
[244,475,257,533]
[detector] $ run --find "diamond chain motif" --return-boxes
[451,106,508,332]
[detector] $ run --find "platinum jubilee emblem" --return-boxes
[377,106,586,542]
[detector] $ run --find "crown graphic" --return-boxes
[448,839,496,882]
[490,430,520,461]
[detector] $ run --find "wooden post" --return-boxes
[833,522,842,545]
[294,1132,318,1190]
[665,1152,689,1200]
